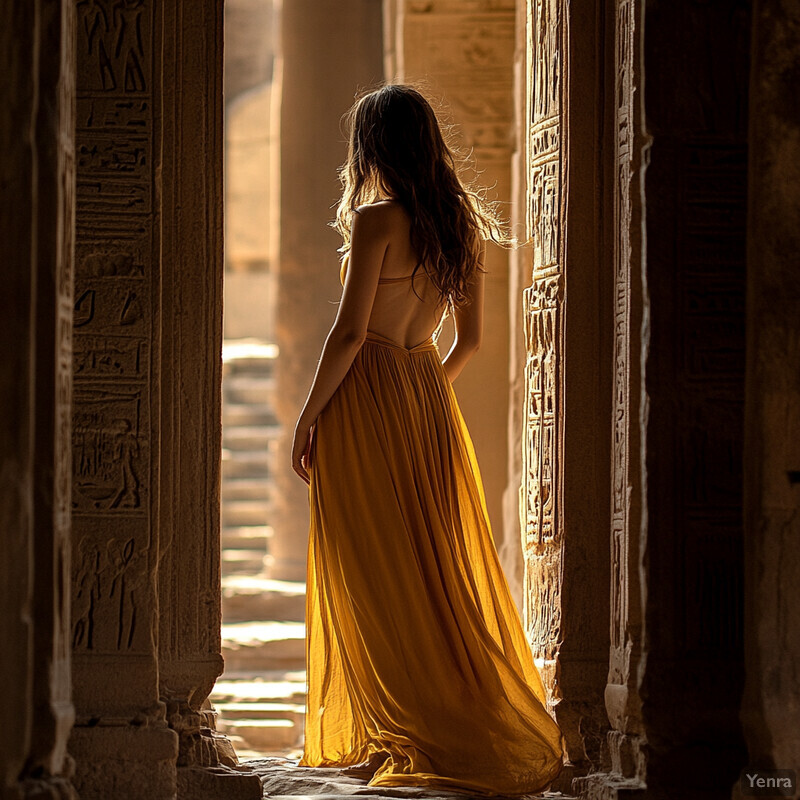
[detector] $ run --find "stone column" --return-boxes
[224,0,277,340]
[384,0,515,579]
[638,1,749,793]
[0,1,76,797]
[157,3,262,798]
[69,1,261,796]
[271,0,384,581]
[740,0,800,778]
[578,1,751,797]
[69,1,177,795]
[519,0,614,786]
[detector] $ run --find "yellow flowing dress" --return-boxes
[300,262,564,796]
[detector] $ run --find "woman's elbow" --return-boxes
[459,333,481,353]
[331,324,367,349]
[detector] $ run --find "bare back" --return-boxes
[344,200,447,349]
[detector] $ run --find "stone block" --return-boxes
[69,726,178,800]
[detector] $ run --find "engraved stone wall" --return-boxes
[69,2,259,796]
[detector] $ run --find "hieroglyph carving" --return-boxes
[522,277,561,664]
[522,0,564,692]
[610,0,634,663]
[73,0,154,653]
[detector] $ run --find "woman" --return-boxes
[291,84,564,796]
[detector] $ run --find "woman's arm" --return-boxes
[441,243,485,383]
[291,205,389,483]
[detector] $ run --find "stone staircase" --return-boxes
[214,340,307,760]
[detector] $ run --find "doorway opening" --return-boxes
[214,0,307,760]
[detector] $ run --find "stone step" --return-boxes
[222,548,268,574]
[222,477,273,502]
[221,499,272,528]
[222,340,279,365]
[216,718,300,751]
[222,576,306,623]
[222,591,306,624]
[223,365,277,381]
[214,701,305,722]
[223,402,277,428]
[223,425,280,451]
[224,375,277,405]
[222,449,272,479]
[212,674,306,755]
[221,525,272,551]
[222,621,306,672]
[211,672,307,705]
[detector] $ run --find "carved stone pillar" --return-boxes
[598,0,648,785]
[740,0,800,778]
[272,0,384,581]
[520,0,566,736]
[157,3,262,798]
[69,0,177,795]
[1,1,76,797]
[384,0,516,587]
[521,0,613,786]
[69,1,260,796]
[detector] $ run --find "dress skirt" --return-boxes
[301,330,564,796]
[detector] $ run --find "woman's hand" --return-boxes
[291,419,315,485]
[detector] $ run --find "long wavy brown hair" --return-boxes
[334,84,509,308]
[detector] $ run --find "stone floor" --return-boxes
[243,757,576,800]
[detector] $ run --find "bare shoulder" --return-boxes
[353,199,410,235]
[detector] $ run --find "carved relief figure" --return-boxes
[77,0,148,93]
[73,535,143,651]
[78,0,116,90]
[109,418,140,509]
[72,395,144,513]
[113,0,146,92]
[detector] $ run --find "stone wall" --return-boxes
[741,0,800,781]
[600,0,648,785]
